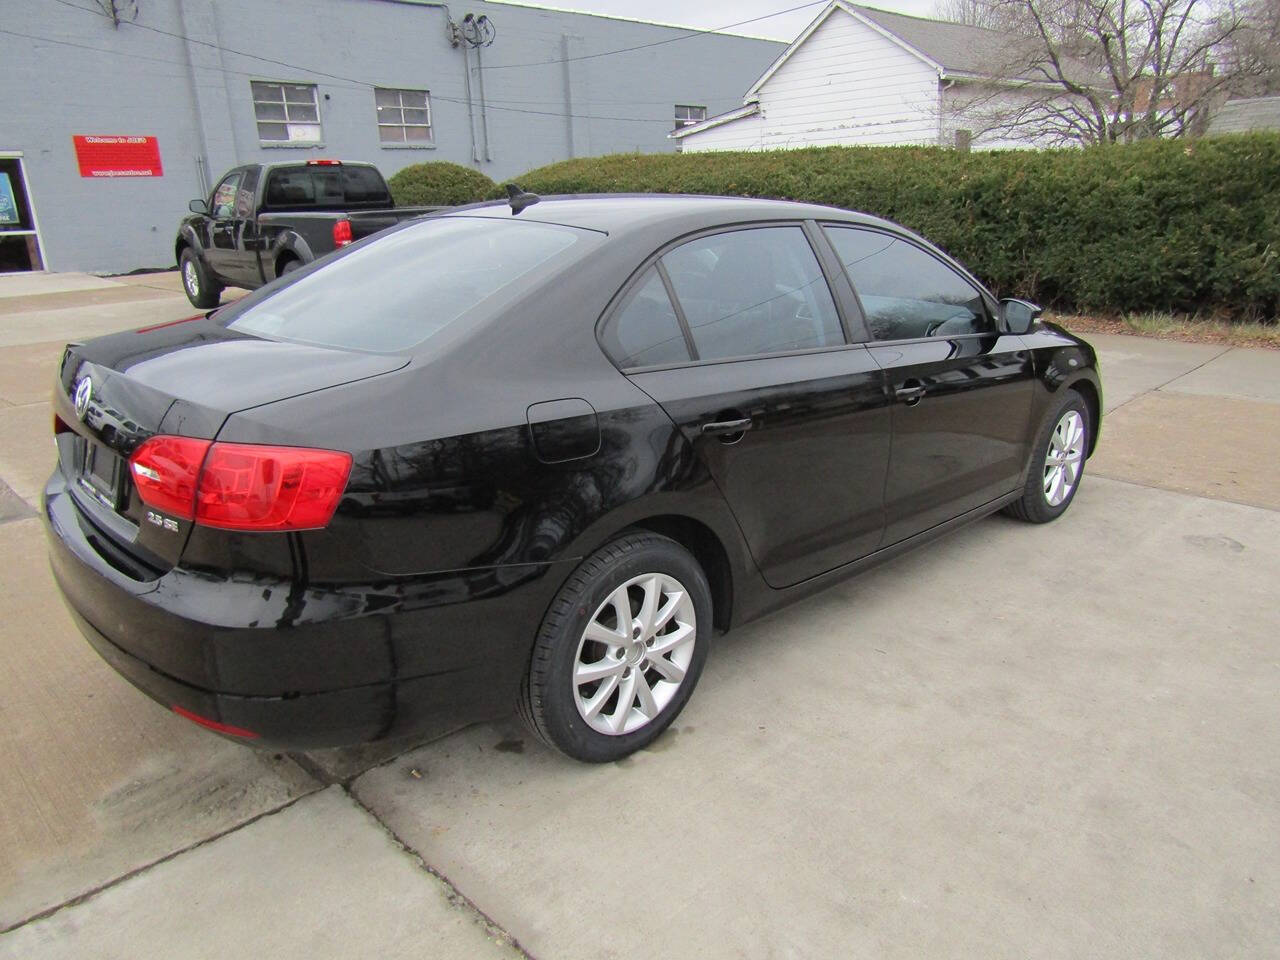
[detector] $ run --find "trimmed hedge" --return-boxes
[388,161,495,207]
[501,135,1280,319]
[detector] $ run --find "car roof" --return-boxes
[440,193,898,235]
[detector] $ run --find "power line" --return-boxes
[477,1,824,70]
[2,23,738,124]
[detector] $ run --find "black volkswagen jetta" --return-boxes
[44,194,1101,762]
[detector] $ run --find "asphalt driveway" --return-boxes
[1,272,1276,958]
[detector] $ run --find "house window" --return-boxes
[252,82,322,144]
[375,88,433,144]
[674,105,706,130]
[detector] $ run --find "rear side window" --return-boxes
[600,267,691,368]
[225,217,589,352]
[824,226,990,341]
[264,166,390,208]
[662,227,843,362]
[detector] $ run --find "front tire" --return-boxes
[521,532,712,762]
[179,247,222,309]
[1005,392,1090,523]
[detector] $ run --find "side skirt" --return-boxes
[733,489,1022,627]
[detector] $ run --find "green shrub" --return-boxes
[504,135,1280,319]
[388,161,495,207]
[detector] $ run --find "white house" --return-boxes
[673,1,1090,152]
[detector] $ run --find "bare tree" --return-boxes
[1216,0,1280,95]
[937,0,1264,145]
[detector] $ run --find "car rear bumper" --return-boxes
[43,473,574,749]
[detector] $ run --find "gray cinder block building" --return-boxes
[0,0,782,274]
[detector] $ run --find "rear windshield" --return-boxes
[225,217,591,352]
[263,165,389,208]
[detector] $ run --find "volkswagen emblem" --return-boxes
[73,377,93,421]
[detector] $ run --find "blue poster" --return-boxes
[0,172,18,225]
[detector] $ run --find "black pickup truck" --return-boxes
[175,160,441,308]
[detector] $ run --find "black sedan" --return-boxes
[44,193,1101,762]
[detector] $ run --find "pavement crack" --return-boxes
[343,782,534,959]
[0,785,325,936]
[1107,344,1234,415]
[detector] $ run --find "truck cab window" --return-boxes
[210,172,242,219]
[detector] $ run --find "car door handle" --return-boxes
[701,418,753,437]
[894,381,927,405]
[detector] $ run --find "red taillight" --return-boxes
[196,443,351,531]
[172,705,259,739]
[333,219,353,248]
[129,436,211,519]
[306,159,342,166]
[129,437,351,531]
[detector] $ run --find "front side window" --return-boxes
[674,104,706,130]
[601,267,690,369]
[252,82,322,144]
[210,172,241,219]
[225,217,592,353]
[662,227,843,362]
[375,88,433,143]
[824,227,990,341]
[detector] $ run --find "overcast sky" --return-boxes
[524,0,941,41]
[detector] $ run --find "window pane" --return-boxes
[402,108,429,125]
[287,103,319,122]
[376,106,404,124]
[824,227,988,340]
[341,166,389,202]
[284,84,315,103]
[663,227,843,361]
[226,218,590,353]
[257,122,289,141]
[265,169,316,206]
[404,125,432,142]
[211,174,241,218]
[312,170,344,204]
[255,101,286,121]
[378,125,406,142]
[374,88,401,107]
[285,123,321,142]
[403,90,429,107]
[602,268,690,368]
[251,81,283,101]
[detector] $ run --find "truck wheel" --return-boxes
[279,257,303,276]
[179,248,222,309]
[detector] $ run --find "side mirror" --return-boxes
[1000,298,1042,335]
[188,198,210,215]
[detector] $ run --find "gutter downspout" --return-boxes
[939,74,954,146]
[461,43,479,163]
[475,46,492,162]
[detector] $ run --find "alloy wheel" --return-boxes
[572,573,696,736]
[1043,409,1085,507]
[183,260,199,297]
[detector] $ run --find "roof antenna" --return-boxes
[505,183,540,215]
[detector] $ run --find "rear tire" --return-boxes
[179,247,222,309]
[520,532,711,763]
[1005,392,1090,523]
[279,257,303,276]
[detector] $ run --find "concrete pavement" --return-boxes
[1,273,1277,957]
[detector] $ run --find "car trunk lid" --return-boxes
[53,316,406,575]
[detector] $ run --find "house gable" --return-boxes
[681,4,941,151]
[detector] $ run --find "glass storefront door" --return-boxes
[0,156,45,273]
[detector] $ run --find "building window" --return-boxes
[674,105,706,130]
[252,82,322,144]
[375,88,433,144]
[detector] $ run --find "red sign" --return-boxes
[73,136,163,178]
